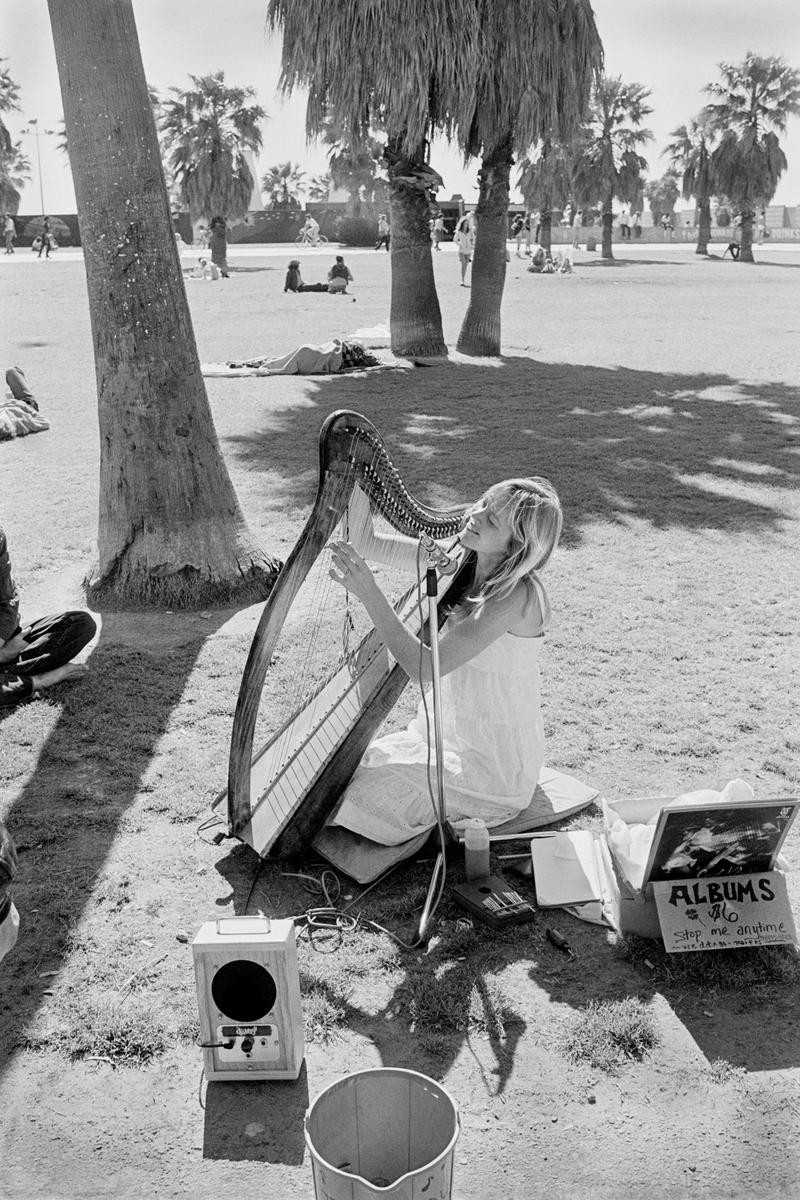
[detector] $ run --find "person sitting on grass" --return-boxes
[283,259,329,294]
[0,526,96,710]
[527,245,555,273]
[188,257,220,281]
[327,255,354,294]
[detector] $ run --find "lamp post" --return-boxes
[25,119,57,215]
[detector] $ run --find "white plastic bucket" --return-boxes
[305,1068,461,1200]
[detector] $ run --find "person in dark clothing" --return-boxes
[283,259,329,293]
[37,217,52,259]
[0,527,96,709]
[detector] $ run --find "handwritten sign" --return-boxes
[652,872,797,953]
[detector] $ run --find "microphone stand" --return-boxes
[416,556,450,943]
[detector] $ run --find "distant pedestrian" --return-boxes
[208,216,230,278]
[432,213,445,250]
[37,217,52,259]
[632,211,642,238]
[571,208,583,249]
[619,205,631,239]
[454,214,475,286]
[511,214,525,257]
[3,214,15,254]
[375,213,390,251]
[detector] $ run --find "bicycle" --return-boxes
[294,230,329,247]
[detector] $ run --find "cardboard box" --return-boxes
[601,795,679,939]
[601,793,798,942]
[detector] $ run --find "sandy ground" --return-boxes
[1,239,800,1200]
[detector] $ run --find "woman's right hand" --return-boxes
[329,541,378,605]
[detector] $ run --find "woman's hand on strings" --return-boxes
[329,541,378,603]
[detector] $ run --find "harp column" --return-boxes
[417,557,450,942]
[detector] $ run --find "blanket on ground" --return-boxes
[0,400,50,442]
[202,339,380,378]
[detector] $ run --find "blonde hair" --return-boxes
[463,477,562,624]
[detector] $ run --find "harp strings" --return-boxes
[262,427,418,805]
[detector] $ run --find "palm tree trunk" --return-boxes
[696,195,711,255]
[386,138,446,357]
[539,208,552,255]
[457,142,512,357]
[48,0,279,607]
[602,190,614,259]
[739,210,755,263]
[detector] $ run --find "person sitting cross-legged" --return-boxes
[327,255,354,294]
[0,527,96,710]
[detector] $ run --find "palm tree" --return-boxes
[0,140,29,213]
[664,118,715,255]
[454,0,602,356]
[0,58,20,153]
[269,0,601,357]
[307,172,331,202]
[517,137,583,256]
[321,121,386,217]
[703,53,800,263]
[47,0,278,607]
[261,160,306,208]
[0,57,26,210]
[158,71,265,223]
[574,75,653,260]
[267,0,477,357]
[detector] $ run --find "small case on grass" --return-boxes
[451,874,537,929]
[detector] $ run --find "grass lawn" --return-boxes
[1,240,799,1199]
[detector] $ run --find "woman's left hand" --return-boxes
[329,541,377,602]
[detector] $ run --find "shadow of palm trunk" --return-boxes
[0,611,233,1070]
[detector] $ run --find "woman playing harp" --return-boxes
[326,476,563,846]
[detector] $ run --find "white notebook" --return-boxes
[530,830,603,907]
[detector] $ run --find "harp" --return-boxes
[222,410,471,861]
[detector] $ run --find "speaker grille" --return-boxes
[211,959,277,1022]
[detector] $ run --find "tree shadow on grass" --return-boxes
[0,613,231,1075]
[221,356,799,542]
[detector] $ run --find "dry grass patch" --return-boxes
[556,997,660,1073]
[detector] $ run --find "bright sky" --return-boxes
[4,0,800,215]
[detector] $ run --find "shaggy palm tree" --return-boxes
[574,75,652,260]
[0,58,20,154]
[262,160,306,208]
[454,0,602,356]
[703,53,800,263]
[269,0,600,357]
[158,71,265,223]
[664,118,715,255]
[0,57,26,209]
[267,0,482,357]
[321,121,386,217]
[517,136,584,255]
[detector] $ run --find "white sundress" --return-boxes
[329,629,546,846]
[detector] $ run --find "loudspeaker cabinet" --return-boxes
[192,916,304,1081]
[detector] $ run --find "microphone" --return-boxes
[419,533,461,576]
